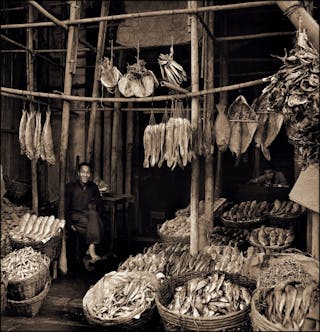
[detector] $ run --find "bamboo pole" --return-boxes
[203,7,214,242]
[111,89,120,192]
[86,0,110,163]
[1,77,268,103]
[276,1,319,52]
[117,110,123,193]
[58,2,80,276]
[0,1,276,30]
[133,111,141,234]
[103,103,112,188]
[215,31,294,41]
[189,1,200,256]
[26,5,38,215]
[160,81,189,94]
[125,102,134,196]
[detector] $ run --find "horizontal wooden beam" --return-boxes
[1,76,269,103]
[216,31,294,41]
[0,1,276,29]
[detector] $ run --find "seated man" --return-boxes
[248,164,288,186]
[65,162,107,268]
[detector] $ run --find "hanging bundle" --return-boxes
[99,57,122,94]
[18,102,27,155]
[34,105,42,160]
[40,106,56,166]
[214,104,231,153]
[25,108,36,161]
[158,44,187,87]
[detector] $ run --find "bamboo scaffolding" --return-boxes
[203,6,214,242]
[117,110,123,193]
[0,34,61,67]
[0,1,276,30]
[111,89,120,192]
[215,31,294,41]
[125,102,134,195]
[160,81,189,94]
[86,0,110,164]
[1,77,268,103]
[190,1,200,256]
[26,5,38,216]
[58,2,80,276]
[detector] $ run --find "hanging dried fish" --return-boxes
[25,110,36,160]
[18,105,27,155]
[34,109,42,160]
[41,108,56,165]
[100,57,122,94]
[215,104,231,152]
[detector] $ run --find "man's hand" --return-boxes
[71,225,77,232]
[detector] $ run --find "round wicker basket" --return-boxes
[156,270,256,332]
[83,271,159,330]
[6,280,51,317]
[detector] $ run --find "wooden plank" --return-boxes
[27,4,38,215]
[86,0,110,163]
[189,0,200,256]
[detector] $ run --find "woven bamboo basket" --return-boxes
[220,215,266,229]
[156,270,256,332]
[83,271,159,330]
[7,256,50,301]
[1,271,8,314]
[10,230,62,261]
[248,227,294,253]
[6,280,51,317]
[159,233,190,245]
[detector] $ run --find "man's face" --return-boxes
[264,169,274,181]
[78,165,91,184]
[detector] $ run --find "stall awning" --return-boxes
[289,165,319,213]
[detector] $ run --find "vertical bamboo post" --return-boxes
[133,112,141,234]
[201,6,214,248]
[111,89,120,192]
[214,18,228,200]
[125,102,134,195]
[189,0,200,256]
[94,110,102,177]
[116,110,123,193]
[27,4,38,215]
[86,0,110,164]
[103,105,112,187]
[58,1,80,275]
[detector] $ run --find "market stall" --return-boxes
[1,0,319,330]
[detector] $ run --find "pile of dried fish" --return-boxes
[227,95,259,160]
[90,272,156,320]
[249,226,294,248]
[259,29,319,168]
[143,101,194,169]
[261,281,318,330]
[100,57,122,94]
[167,272,251,317]
[209,226,249,247]
[1,247,49,282]
[19,105,55,165]
[269,199,306,218]
[158,45,187,86]
[118,58,159,97]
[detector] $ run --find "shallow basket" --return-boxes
[10,231,62,261]
[156,270,256,332]
[220,216,265,229]
[248,227,293,253]
[7,256,50,301]
[6,280,51,317]
[83,271,159,330]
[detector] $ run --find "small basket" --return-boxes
[156,270,255,332]
[83,271,158,330]
[6,280,51,317]
[221,216,265,229]
[10,230,62,261]
[1,271,8,314]
[7,257,50,301]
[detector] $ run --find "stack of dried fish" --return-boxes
[209,226,249,247]
[118,58,159,97]
[100,57,122,94]
[227,95,259,160]
[19,105,55,165]
[259,29,319,168]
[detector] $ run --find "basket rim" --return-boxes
[9,229,62,246]
[267,213,302,221]
[7,279,51,304]
[83,271,158,325]
[220,216,264,229]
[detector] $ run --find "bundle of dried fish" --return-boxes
[41,108,56,165]
[215,104,231,152]
[259,29,319,168]
[100,57,122,94]
[18,105,27,155]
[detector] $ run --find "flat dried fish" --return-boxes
[215,104,231,152]
[34,111,42,160]
[25,110,36,160]
[241,121,258,154]
[42,110,56,165]
[19,108,27,155]
[229,121,242,159]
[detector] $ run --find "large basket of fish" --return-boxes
[155,270,256,331]
[6,280,51,317]
[9,213,64,261]
[158,215,190,245]
[220,201,269,229]
[267,200,306,228]
[1,247,50,301]
[251,252,320,331]
[248,226,294,253]
[1,270,8,314]
[83,271,159,330]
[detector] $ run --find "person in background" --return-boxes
[248,164,288,186]
[65,162,107,268]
